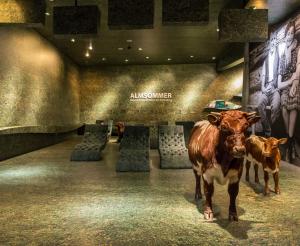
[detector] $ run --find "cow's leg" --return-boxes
[254,164,260,183]
[264,171,270,195]
[193,170,202,200]
[245,160,250,182]
[203,178,214,221]
[273,172,280,194]
[228,180,240,221]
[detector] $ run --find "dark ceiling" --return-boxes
[37,0,300,66]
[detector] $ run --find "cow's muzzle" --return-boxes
[262,151,272,157]
[232,146,246,158]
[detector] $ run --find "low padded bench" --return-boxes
[158,125,191,169]
[116,126,150,172]
[70,124,108,161]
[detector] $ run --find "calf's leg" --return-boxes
[245,160,250,182]
[254,164,260,183]
[264,171,270,195]
[193,170,202,200]
[273,172,280,194]
[203,178,214,221]
[228,181,239,221]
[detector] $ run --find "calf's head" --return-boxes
[259,136,287,172]
[208,110,260,158]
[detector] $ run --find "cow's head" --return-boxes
[259,136,287,172]
[208,110,260,158]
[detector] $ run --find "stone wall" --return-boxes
[80,63,243,123]
[0,26,80,127]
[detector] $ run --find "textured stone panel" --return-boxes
[0,0,46,25]
[219,9,268,42]
[80,64,243,124]
[0,26,80,127]
[108,0,154,29]
[162,0,209,25]
[53,6,100,35]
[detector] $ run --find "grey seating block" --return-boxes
[117,149,150,172]
[70,124,107,161]
[116,126,150,172]
[119,126,149,150]
[148,121,169,149]
[175,121,195,147]
[95,120,113,137]
[158,125,192,169]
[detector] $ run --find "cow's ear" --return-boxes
[248,116,261,125]
[277,138,288,145]
[208,114,221,126]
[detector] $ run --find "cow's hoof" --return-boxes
[255,180,260,184]
[275,189,280,195]
[204,208,214,221]
[195,193,202,201]
[264,190,270,196]
[246,177,249,182]
[228,213,238,221]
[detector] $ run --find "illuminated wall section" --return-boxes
[0,26,80,127]
[0,0,45,25]
[80,64,243,123]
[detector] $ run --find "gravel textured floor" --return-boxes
[0,136,299,245]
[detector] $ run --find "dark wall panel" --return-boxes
[108,0,154,29]
[53,6,100,35]
[162,0,209,25]
[219,9,268,42]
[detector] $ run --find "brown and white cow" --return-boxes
[244,135,287,195]
[188,110,260,221]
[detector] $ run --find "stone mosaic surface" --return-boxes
[0,138,299,245]
[80,64,243,124]
[0,0,45,24]
[0,26,80,127]
[219,9,268,42]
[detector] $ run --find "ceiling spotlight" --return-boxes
[85,51,90,58]
[167,58,172,61]
[145,56,149,59]
[70,38,75,43]
[125,59,129,62]
[88,43,93,50]
[212,56,216,60]
[190,55,194,58]
[49,0,54,2]
[138,47,143,51]
[118,47,124,51]
[126,39,133,43]
[45,12,50,16]
[216,28,220,32]
[102,57,106,61]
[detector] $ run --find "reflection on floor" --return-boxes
[0,136,299,245]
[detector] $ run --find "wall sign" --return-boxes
[130,92,172,101]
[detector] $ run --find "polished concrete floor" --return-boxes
[0,136,300,245]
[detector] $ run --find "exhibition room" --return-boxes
[0,0,300,245]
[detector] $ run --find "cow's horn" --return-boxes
[210,112,221,116]
[247,112,257,117]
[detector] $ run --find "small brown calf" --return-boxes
[244,135,287,195]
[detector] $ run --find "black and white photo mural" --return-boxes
[249,12,300,165]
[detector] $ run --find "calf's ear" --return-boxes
[208,114,221,126]
[278,138,288,145]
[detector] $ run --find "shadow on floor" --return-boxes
[183,192,263,239]
[243,180,264,195]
